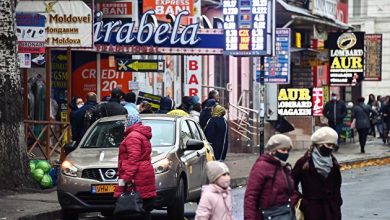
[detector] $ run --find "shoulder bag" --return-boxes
[262,167,296,220]
[113,183,145,217]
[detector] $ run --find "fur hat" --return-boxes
[206,161,230,183]
[311,127,338,145]
[265,134,293,152]
[126,114,141,128]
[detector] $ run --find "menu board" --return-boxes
[365,34,382,81]
[223,0,274,56]
[263,28,290,84]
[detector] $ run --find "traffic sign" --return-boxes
[117,59,165,72]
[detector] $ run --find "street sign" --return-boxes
[117,59,165,72]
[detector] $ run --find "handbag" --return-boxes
[262,168,295,220]
[295,198,304,220]
[113,183,145,217]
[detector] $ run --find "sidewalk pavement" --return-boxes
[1,138,389,220]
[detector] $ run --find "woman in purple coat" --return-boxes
[292,127,343,220]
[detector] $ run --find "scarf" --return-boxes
[212,105,226,117]
[312,147,333,178]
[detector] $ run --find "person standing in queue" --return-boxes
[114,114,156,220]
[204,105,229,161]
[244,134,299,220]
[292,127,343,220]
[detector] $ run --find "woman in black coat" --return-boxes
[204,105,228,161]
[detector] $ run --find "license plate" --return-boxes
[91,184,116,194]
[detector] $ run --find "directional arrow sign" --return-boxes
[116,59,165,72]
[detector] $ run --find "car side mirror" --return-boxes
[64,141,77,154]
[185,139,204,151]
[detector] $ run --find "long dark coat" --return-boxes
[244,154,299,220]
[204,116,228,161]
[292,153,343,220]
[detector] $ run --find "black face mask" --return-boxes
[319,146,333,157]
[274,151,289,162]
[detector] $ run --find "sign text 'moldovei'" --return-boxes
[278,88,312,116]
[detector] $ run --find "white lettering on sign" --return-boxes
[81,69,97,79]
[94,10,201,46]
[184,56,202,97]
[311,0,337,20]
[278,88,312,116]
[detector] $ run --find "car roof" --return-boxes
[96,114,189,123]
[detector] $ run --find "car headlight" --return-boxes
[61,161,78,177]
[154,158,172,174]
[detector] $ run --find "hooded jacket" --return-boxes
[114,123,156,199]
[195,184,233,220]
[244,154,299,220]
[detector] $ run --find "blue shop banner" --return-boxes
[263,28,290,84]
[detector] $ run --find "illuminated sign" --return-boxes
[278,88,312,116]
[184,56,202,97]
[364,34,382,81]
[117,59,165,72]
[264,28,290,84]
[312,87,323,116]
[328,32,365,86]
[223,0,275,56]
[143,0,195,24]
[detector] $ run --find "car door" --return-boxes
[179,120,202,197]
[187,120,208,186]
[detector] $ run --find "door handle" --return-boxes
[196,152,200,157]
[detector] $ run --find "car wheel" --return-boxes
[62,209,78,220]
[167,178,185,220]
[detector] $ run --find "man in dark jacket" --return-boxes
[72,92,98,143]
[202,90,219,109]
[199,99,216,130]
[323,92,347,145]
[352,97,376,153]
[95,88,128,118]
[157,96,175,114]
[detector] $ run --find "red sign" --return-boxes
[336,0,348,23]
[143,0,194,24]
[96,2,132,17]
[72,58,132,99]
[184,56,202,97]
[312,88,324,116]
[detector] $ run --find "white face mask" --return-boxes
[77,104,84,108]
[331,96,337,101]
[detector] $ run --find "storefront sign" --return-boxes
[312,87,323,116]
[137,91,162,111]
[336,0,348,23]
[143,0,194,24]
[96,2,133,18]
[264,28,290,84]
[16,1,93,48]
[51,50,68,109]
[310,0,337,20]
[278,88,312,116]
[16,13,46,53]
[184,56,202,97]
[18,53,32,68]
[364,34,382,81]
[328,32,365,86]
[94,10,224,55]
[223,0,275,56]
[117,59,165,72]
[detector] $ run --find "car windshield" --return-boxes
[81,119,175,148]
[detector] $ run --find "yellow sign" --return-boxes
[278,88,312,116]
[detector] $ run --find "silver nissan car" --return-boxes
[57,114,214,220]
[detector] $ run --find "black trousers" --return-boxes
[357,128,369,152]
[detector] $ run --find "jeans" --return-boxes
[330,123,343,144]
[357,128,369,152]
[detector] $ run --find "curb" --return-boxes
[18,210,62,220]
[230,155,390,188]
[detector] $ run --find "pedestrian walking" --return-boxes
[72,92,97,143]
[367,93,377,136]
[323,92,347,147]
[381,96,390,144]
[292,127,342,220]
[123,92,139,115]
[199,99,216,129]
[204,105,229,161]
[114,114,156,220]
[244,134,299,220]
[352,97,376,153]
[195,161,233,220]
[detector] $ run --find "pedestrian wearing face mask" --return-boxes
[195,161,233,220]
[244,134,299,220]
[323,92,347,148]
[292,127,342,220]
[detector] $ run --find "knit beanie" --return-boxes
[126,114,141,128]
[265,134,293,152]
[311,127,338,145]
[206,161,230,183]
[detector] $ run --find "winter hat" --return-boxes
[265,134,293,152]
[212,105,226,117]
[191,96,200,105]
[205,99,217,108]
[206,161,230,183]
[126,114,141,128]
[311,127,338,145]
